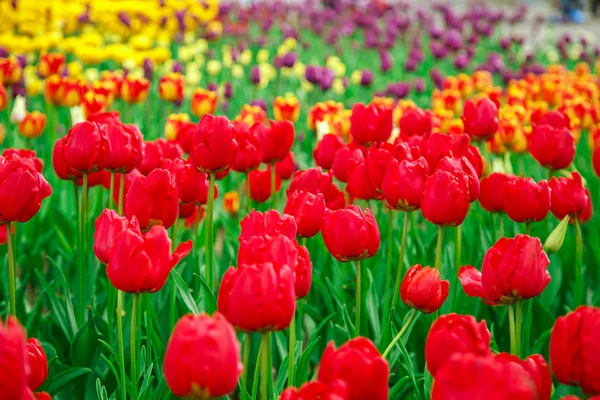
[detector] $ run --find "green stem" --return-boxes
[130,293,139,400]
[241,334,251,400]
[391,211,409,312]
[109,172,115,210]
[455,225,462,272]
[499,214,504,238]
[574,218,584,305]
[78,173,89,325]
[206,173,215,291]
[434,226,444,271]
[260,332,271,400]
[288,311,296,386]
[171,219,179,248]
[382,309,418,359]
[508,303,516,355]
[384,209,393,320]
[515,300,522,358]
[525,222,531,236]
[7,222,16,316]
[116,290,127,400]
[355,260,362,337]
[118,173,125,215]
[270,163,277,210]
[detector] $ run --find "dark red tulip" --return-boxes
[331,145,364,183]
[284,190,326,238]
[164,158,217,205]
[459,235,550,305]
[314,134,344,170]
[401,264,449,314]
[462,98,499,141]
[432,354,538,400]
[86,170,110,187]
[317,337,389,400]
[421,170,470,226]
[549,172,588,220]
[280,380,348,400]
[529,123,575,170]
[350,103,393,145]
[366,142,394,192]
[346,159,379,200]
[107,221,192,293]
[0,317,27,399]
[104,123,143,173]
[0,155,52,224]
[2,149,43,173]
[502,177,550,223]
[218,262,296,332]
[493,353,552,400]
[275,151,296,180]
[550,306,600,395]
[425,133,470,170]
[125,168,179,229]
[425,313,491,376]
[25,338,48,392]
[435,156,480,202]
[164,313,242,399]
[93,209,128,264]
[248,166,281,203]
[399,107,433,137]
[178,202,196,219]
[479,173,514,213]
[382,157,429,211]
[62,121,109,172]
[254,119,295,163]
[231,121,260,173]
[191,114,238,173]
[322,205,380,262]
[239,209,297,242]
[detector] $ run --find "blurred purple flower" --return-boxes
[360,70,373,87]
[118,12,131,27]
[250,66,261,84]
[379,50,392,73]
[224,82,233,99]
[208,82,218,92]
[143,58,153,81]
[414,78,426,93]
[430,68,445,90]
[250,99,267,111]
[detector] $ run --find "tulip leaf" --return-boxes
[35,269,76,342]
[100,353,121,388]
[366,269,381,340]
[171,270,200,314]
[95,378,109,400]
[47,367,92,395]
[295,337,321,385]
[193,272,217,314]
[389,376,412,400]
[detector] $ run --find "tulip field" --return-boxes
[2,0,600,399]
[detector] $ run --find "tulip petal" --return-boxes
[458,265,485,299]
[171,240,193,268]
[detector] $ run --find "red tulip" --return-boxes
[218,262,296,332]
[431,354,538,400]
[275,151,296,180]
[104,123,143,173]
[0,155,52,224]
[593,148,600,178]
[346,158,379,200]
[25,338,48,392]
[125,169,179,230]
[2,149,43,173]
[421,170,470,226]
[159,138,184,161]
[231,121,260,173]
[191,114,238,173]
[424,133,470,170]
[425,313,491,376]
[533,110,570,129]
[314,134,344,170]
[435,156,480,202]
[288,168,346,210]
[493,353,552,400]
[479,173,514,213]
[550,306,600,395]
[284,190,326,238]
[137,140,164,176]
[502,177,550,223]
[93,209,128,264]
[86,170,110,188]
[238,234,299,270]
[164,313,242,399]
[366,142,394,192]
[107,221,192,293]
[577,189,593,223]
[294,242,312,298]
[164,158,217,205]
[465,144,483,178]
[529,123,575,170]
[240,209,296,240]
[62,121,109,172]
[112,169,142,211]
[549,172,588,220]
[462,98,499,141]
[459,234,550,305]
[399,107,433,137]
[350,103,393,145]
[317,337,389,400]
[382,157,429,211]
[280,380,348,400]
[254,120,295,163]
[322,205,380,262]
[0,317,27,400]
[401,265,449,314]
[331,145,364,183]
[87,111,121,126]
[248,166,281,203]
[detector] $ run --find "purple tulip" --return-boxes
[453,53,470,70]
[224,82,233,99]
[445,29,463,51]
[118,12,131,27]
[0,47,8,58]
[379,50,392,73]
[207,82,218,92]
[250,99,267,111]
[143,58,153,81]
[430,68,445,90]
[319,69,334,91]
[305,65,321,84]
[172,62,183,74]
[430,26,443,39]
[414,78,426,93]
[250,66,261,84]
[404,58,418,72]
[360,70,373,87]
[283,52,297,68]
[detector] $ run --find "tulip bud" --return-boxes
[125,169,179,230]
[10,95,26,123]
[0,317,28,399]
[322,205,380,262]
[284,190,326,238]
[544,215,570,253]
[70,106,85,126]
[93,209,129,264]
[25,338,48,391]
[313,134,344,170]
[191,114,238,173]
[401,265,449,314]
[421,170,471,227]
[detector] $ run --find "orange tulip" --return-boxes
[0,57,22,85]
[37,52,66,78]
[273,94,300,122]
[82,92,108,118]
[0,84,6,111]
[122,75,150,104]
[159,72,185,103]
[18,112,47,139]
[190,88,218,118]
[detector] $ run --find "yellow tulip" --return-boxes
[231,64,244,79]
[206,60,221,76]
[239,49,252,66]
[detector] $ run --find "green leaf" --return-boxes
[47,367,92,395]
[365,269,381,340]
[194,272,217,314]
[295,337,321,384]
[171,270,200,314]
[35,270,76,342]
